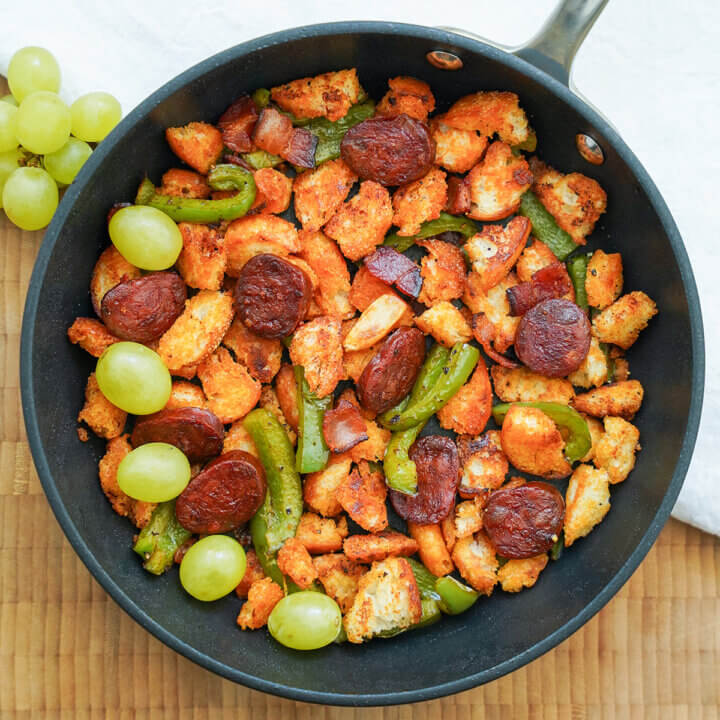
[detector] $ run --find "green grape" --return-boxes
[44,137,92,185]
[16,91,71,154]
[2,166,58,230]
[117,442,191,503]
[179,535,247,602]
[7,47,61,102]
[1,95,18,106]
[0,103,18,151]
[0,148,24,210]
[268,592,342,650]
[95,342,171,414]
[108,205,183,270]
[70,91,122,142]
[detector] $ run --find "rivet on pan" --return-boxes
[426,50,463,71]
[576,134,604,165]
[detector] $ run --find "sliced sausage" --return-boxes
[389,435,459,524]
[131,407,224,463]
[233,254,312,339]
[340,114,435,186]
[357,327,426,414]
[515,298,591,377]
[322,399,369,453]
[100,271,186,343]
[364,247,423,298]
[506,262,573,316]
[175,450,267,534]
[483,481,565,558]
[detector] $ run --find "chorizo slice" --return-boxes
[364,247,423,298]
[506,262,574,316]
[322,399,369,453]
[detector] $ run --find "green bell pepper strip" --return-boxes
[251,87,270,109]
[132,500,190,576]
[492,401,592,464]
[135,164,256,223]
[294,366,332,474]
[550,533,564,561]
[381,342,480,432]
[304,100,376,165]
[566,252,592,311]
[383,422,426,495]
[600,342,616,383]
[241,150,283,170]
[244,409,304,588]
[407,558,441,601]
[518,191,578,261]
[384,212,478,253]
[435,576,479,615]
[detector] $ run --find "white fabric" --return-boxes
[2,0,718,534]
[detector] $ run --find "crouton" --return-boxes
[251,167,292,215]
[336,463,388,532]
[416,238,466,305]
[295,512,347,554]
[175,223,226,291]
[500,404,571,479]
[376,76,435,122]
[164,380,207,410]
[465,142,533,221]
[165,122,223,174]
[223,421,259,457]
[349,418,391,464]
[337,387,375,421]
[157,168,210,199]
[197,347,261,423]
[442,91,532,146]
[456,430,508,498]
[564,464,611,547]
[157,290,234,372]
[407,522,454,576]
[613,356,630,383]
[437,358,492,435]
[593,416,640,484]
[572,380,644,419]
[491,365,575,404]
[579,414,605,463]
[344,556,422,643]
[515,238,556,282]
[98,435,156,528]
[451,532,498,595]
[568,336,608,389]
[271,69,361,122]
[343,530,419,564]
[430,117,488,174]
[77,372,127,439]
[235,549,266,599]
[237,577,284,630]
[415,301,472,347]
[293,158,357,231]
[585,249,623,309]
[325,180,393,262]
[313,553,367,613]
[67,317,120,357]
[223,215,300,275]
[463,271,520,353]
[440,515,456,554]
[90,245,141,315]
[391,167,448,236]
[297,230,354,319]
[343,341,379,383]
[349,265,393,310]
[530,158,607,244]
[498,554,548,592]
[454,498,485,539]
[277,537,318,589]
[222,318,282,384]
[303,453,352,517]
[275,363,300,433]
[289,317,345,398]
[260,386,297,445]
[464,216,531,292]
[592,291,658,350]
[343,294,410,351]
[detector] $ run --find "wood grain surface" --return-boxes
[1,139,718,720]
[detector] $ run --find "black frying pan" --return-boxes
[20,0,704,707]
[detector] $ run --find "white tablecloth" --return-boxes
[2,0,717,534]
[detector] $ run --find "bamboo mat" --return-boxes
[1,124,719,720]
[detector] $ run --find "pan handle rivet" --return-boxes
[426,50,463,70]
[576,134,604,165]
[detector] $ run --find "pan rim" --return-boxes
[19,20,705,707]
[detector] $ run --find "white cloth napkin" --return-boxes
[3,0,718,535]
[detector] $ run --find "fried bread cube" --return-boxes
[289,317,345,398]
[430,116,488,174]
[456,430,508,498]
[313,553,367,613]
[293,158,357,231]
[437,359,492,435]
[90,245,140,315]
[67,317,119,357]
[222,318,282,384]
[491,365,575,404]
[77,372,127,439]
[415,300,472,347]
[391,167,448,236]
[564,464,611,547]
[572,380,644,419]
[236,578,284,630]
[223,421,259,457]
[165,121,223,174]
[271,69,361,122]
[568,336,608,389]
[277,537,318,589]
[343,530,419,564]
[176,223,226,291]
[463,271,520,353]
[336,463,388,532]
[376,76,435,121]
[451,532,498,595]
[295,512,349,554]
[235,549,266,599]
[157,168,210,198]
[416,238,466,305]
[593,416,640,484]
[275,363,299,433]
[251,167,293,215]
[585,249,623,309]
[407,522,454,576]
[592,291,658,349]
[164,380,207,411]
[303,453,353,517]
[498,554,548,592]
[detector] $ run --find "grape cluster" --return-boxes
[1,47,121,230]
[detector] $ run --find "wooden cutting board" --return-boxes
[1,153,717,720]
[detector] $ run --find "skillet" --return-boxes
[20,0,704,706]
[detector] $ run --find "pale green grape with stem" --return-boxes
[71,91,121,142]
[44,137,92,185]
[180,536,247,602]
[8,47,61,102]
[268,592,342,650]
[16,91,71,154]
[2,166,58,230]
[117,443,191,503]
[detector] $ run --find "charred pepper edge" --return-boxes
[383,212,478,253]
[132,500,191,576]
[518,191,578,261]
